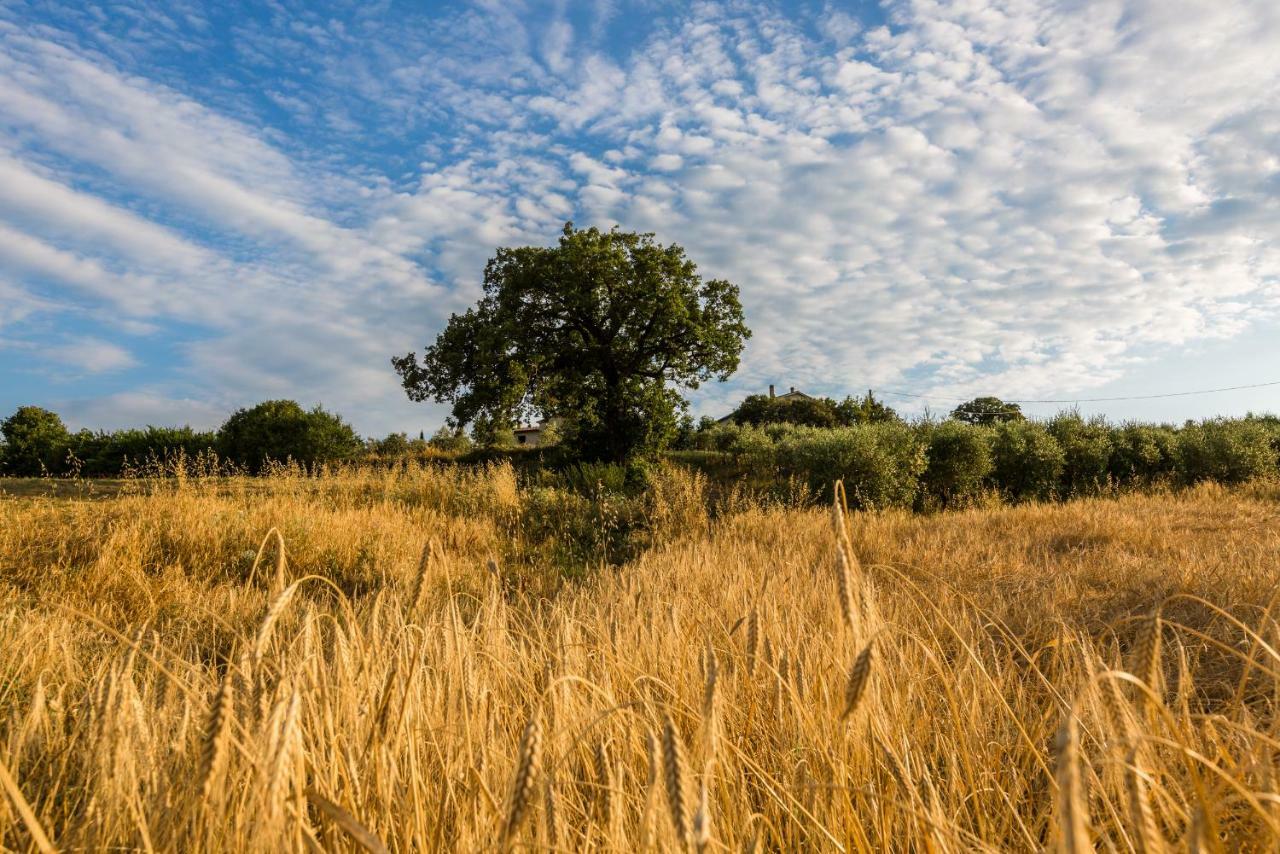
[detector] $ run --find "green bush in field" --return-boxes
[768,422,926,509]
[1108,423,1178,483]
[1176,419,1277,484]
[921,420,993,507]
[217,400,363,473]
[1,406,72,475]
[726,424,779,458]
[991,420,1064,501]
[690,422,743,453]
[1047,414,1114,496]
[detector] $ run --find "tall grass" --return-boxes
[3,467,1280,849]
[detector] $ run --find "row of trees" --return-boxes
[725,390,901,428]
[0,401,366,476]
[685,414,1280,509]
[389,222,1047,463]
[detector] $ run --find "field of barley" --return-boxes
[3,464,1280,851]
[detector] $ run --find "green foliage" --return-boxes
[369,432,412,458]
[1176,419,1277,484]
[1108,423,1179,483]
[1047,414,1114,496]
[729,390,899,428]
[731,394,841,427]
[920,420,993,508]
[70,426,218,476]
[990,420,1064,501]
[764,423,927,509]
[393,222,750,462]
[428,426,473,453]
[1,406,72,475]
[217,400,363,472]
[835,391,901,425]
[952,396,1025,425]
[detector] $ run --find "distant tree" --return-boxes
[1,406,72,475]
[428,425,473,453]
[951,396,1024,426]
[217,400,362,472]
[731,390,899,428]
[369,432,411,459]
[835,391,901,425]
[393,222,750,462]
[731,394,841,427]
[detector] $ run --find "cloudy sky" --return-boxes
[2,0,1279,436]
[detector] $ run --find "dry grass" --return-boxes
[3,464,1280,851]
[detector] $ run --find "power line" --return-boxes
[874,378,1280,406]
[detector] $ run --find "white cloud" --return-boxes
[44,338,137,373]
[2,0,1280,432]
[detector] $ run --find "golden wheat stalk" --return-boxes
[542,773,560,848]
[594,740,617,831]
[199,664,237,800]
[701,640,720,759]
[692,777,711,853]
[841,641,874,720]
[305,787,390,854]
[500,708,543,849]
[1133,614,1163,697]
[0,754,56,854]
[408,540,433,616]
[1055,712,1090,854]
[1125,747,1163,854]
[254,581,301,667]
[271,528,288,594]
[836,545,859,635]
[662,714,694,850]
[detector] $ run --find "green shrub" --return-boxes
[691,422,743,453]
[217,400,363,472]
[1108,423,1178,484]
[990,420,1064,501]
[921,421,993,507]
[1176,419,1277,484]
[1047,414,1113,496]
[766,423,926,509]
[70,426,218,476]
[1,406,71,475]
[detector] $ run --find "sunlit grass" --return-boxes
[2,465,1279,850]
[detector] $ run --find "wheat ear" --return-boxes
[841,641,874,720]
[199,664,236,800]
[662,714,694,849]
[500,708,543,849]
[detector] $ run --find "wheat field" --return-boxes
[3,464,1280,851]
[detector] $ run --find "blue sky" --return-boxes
[2,0,1279,436]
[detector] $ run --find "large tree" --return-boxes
[1,406,71,475]
[393,223,750,462]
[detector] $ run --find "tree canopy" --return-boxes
[951,396,1025,426]
[217,400,363,472]
[393,223,750,461]
[1,406,71,475]
[730,391,899,428]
